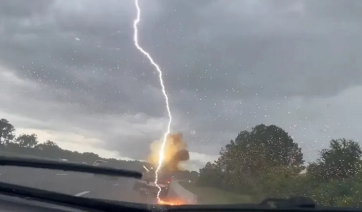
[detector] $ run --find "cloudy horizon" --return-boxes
[1,0,362,171]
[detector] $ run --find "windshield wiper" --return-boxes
[0,156,142,179]
[0,181,151,212]
[0,156,150,211]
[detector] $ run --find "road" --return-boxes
[0,166,156,204]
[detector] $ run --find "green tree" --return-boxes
[238,125,303,167]
[198,162,224,188]
[0,119,15,145]
[37,140,59,150]
[308,138,362,181]
[81,152,100,164]
[198,124,304,196]
[43,140,58,147]
[219,125,303,180]
[15,134,38,148]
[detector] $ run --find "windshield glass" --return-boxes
[0,0,361,208]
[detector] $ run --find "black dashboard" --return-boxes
[0,194,90,212]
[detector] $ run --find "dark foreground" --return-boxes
[0,166,155,204]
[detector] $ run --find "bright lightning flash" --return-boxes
[133,0,173,202]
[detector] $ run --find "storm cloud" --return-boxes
[0,0,362,170]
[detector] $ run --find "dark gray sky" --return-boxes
[1,0,362,170]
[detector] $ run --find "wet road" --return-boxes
[0,167,156,204]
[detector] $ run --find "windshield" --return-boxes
[0,0,361,208]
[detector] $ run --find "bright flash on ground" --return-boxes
[148,133,189,172]
[158,199,184,206]
[150,133,189,205]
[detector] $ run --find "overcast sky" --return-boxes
[1,0,362,170]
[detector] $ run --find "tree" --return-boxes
[257,165,308,198]
[197,162,224,188]
[15,134,38,148]
[198,124,304,196]
[37,140,59,149]
[307,138,362,181]
[220,124,304,179]
[43,140,58,147]
[238,125,303,167]
[0,119,15,145]
[82,152,100,164]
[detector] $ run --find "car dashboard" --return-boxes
[0,193,89,212]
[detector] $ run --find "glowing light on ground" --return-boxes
[158,199,184,206]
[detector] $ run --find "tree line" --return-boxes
[197,124,362,207]
[0,118,198,181]
[0,118,145,171]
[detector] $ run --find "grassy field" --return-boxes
[179,181,253,204]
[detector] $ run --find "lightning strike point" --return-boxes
[133,0,173,202]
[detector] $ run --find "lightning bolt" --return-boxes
[133,0,172,202]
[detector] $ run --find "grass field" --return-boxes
[179,181,253,204]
